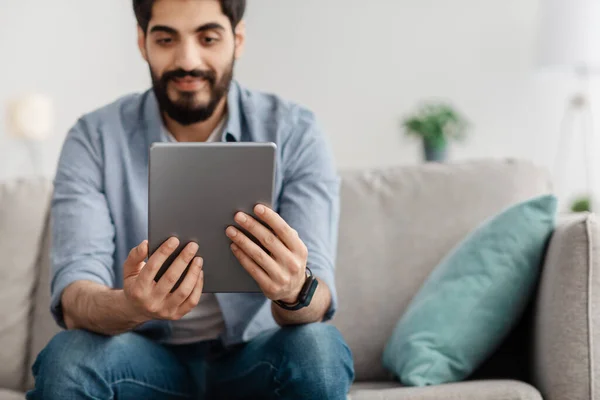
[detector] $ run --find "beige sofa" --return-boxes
[0,159,597,400]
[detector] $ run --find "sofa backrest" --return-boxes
[331,159,552,381]
[18,159,553,388]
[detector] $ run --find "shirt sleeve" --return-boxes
[277,109,341,321]
[49,118,116,328]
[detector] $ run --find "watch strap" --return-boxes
[274,267,318,311]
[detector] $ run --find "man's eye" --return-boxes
[202,37,218,45]
[157,38,173,45]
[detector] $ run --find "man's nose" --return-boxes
[175,39,206,72]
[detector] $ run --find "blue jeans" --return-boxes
[26,323,354,399]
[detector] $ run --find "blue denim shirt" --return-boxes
[50,81,340,346]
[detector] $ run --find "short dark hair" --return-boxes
[133,0,246,33]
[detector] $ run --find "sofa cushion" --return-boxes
[347,380,542,400]
[0,179,52,391]
[382,195,556,386]
[0,388,28,400]
[332,159,551,381]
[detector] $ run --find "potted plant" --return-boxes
[402,102,469,162]
[570,195,591,212]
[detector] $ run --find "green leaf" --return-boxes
[401,102,470,144]
[571,197,591,212]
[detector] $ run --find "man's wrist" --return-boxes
[278,288,302,305]
[277,272,308,305]
[118,290,149,326]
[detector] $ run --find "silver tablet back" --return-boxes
[149,142,276,293]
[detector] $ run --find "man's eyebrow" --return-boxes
[148,23,225,35]
[149,25,178,35]
[196,22,226,33]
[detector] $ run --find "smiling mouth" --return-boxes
[171,77,208,91]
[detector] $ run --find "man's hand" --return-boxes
[123,238,205,323]
[226,204,308,304]
[225,204,332,326]
[61,237,204,336]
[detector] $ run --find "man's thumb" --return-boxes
[124,240,148,276]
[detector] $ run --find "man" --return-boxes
[26,0,354,399]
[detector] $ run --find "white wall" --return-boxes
[0,0,149,179]
[1,0,597,205]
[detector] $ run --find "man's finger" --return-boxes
[154,241,199,299]
[138,237,180,287]
[177,262,205,317]
[166,256,203,310]
[124,240,148,278]
[226,226,279,277]
[234,212,289,259]
[230,243,272,291]
[253,204,303,252]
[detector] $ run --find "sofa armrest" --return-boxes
[532,213,599,400]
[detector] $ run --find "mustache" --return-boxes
[162,68,216,83]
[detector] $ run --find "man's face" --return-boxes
[138,0,245,125]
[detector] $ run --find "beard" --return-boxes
[151,59,234,126]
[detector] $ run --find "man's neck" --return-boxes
[163,98,227,143]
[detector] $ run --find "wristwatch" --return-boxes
[273,267,319,311]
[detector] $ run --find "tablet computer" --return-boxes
[148,142,277,293]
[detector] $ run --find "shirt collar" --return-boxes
[143,80,243,145]
[223,80,242,142]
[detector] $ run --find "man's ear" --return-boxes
[233,20,246,60]
[137,26,148,62]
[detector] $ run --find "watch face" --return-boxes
[301,277,318,305]
[275,273,318,310]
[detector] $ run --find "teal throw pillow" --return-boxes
[382,195,557,386]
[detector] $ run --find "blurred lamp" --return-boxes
[537,0,600,74]
[536,0,600,211]
[6,93,54,140]
[5,93,55,175]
